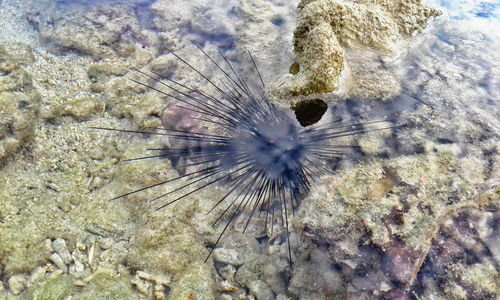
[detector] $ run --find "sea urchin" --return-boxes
[93,46,390,264]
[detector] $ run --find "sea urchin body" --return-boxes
[95,46,389,264]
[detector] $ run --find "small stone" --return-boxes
[99,237,113,250]
[220,293,233,300]
[50,253,68,273]
[137,270,154,281]
[249,280,273,300]
[8,274,26,295]
[88,242,95,266]
[220,280,239,293]
[74,280,87,287]
[268,245,281,256]
[131,275,151,296]
[212,248,243,266]
[154,274,171,286]
[76,240,86,251]
[48,269,64,279]
[136,271,171,286]
[154,284,166,300]
[217,264,236,280]
[44,239,53,252]
[69,260,85,276]
[100,249,112,262]
[28,266,47,285]
[53,238,73,264]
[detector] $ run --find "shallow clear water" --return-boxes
[0,0,498,299]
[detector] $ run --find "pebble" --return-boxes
[99,237,113,250]
[220,293,233,300]
[136,271,171,286]
[268,245,281,256]
[76,240,86,251]
[53,238,73,264]
[153,284,166,300]
[28,266,47,285]
[131,275,151,296]
[100,249,112,262]
[212,248,243,266]
[48,269,64,279]
[43,239,53,252]
[74,280,87,287]
[220,280,239,293]
[50,253,68,273]
[69,260,85,276]
[88,242,95,266]
[217,264,236,280]
[8,274,26,295]
[249,280,274,300]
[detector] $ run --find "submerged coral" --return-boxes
[277,0,440,97]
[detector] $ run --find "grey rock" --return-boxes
[52,238,73,264]
[212,248,243,266]
[8,274,26,295]
[249,280,274,300]
[50,252,68,273]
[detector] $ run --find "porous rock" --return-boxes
[212,248,243,267]
[8,274,27,295]
[277,0,440,97]
[296,144,498,298]
[0,43,40,163]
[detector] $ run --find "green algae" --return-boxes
[24,276,76,300]
[0,44,40,163]
[50,96,105,122]
[166,262,216,300]
[24,270,135,300]
[298,142,485,252]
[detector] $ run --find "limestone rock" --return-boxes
[277,0,440,97]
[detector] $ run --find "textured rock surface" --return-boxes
[296,144,498,298]
[27,0,160,61]
[277,0,440,97]
[0,44,40,163]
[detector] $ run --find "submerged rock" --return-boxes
[296,143,498,298]
[0,43,40,164]
[277,0,440,98]
[27,0,160,61]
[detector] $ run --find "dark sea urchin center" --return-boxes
[226,115,304,180]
